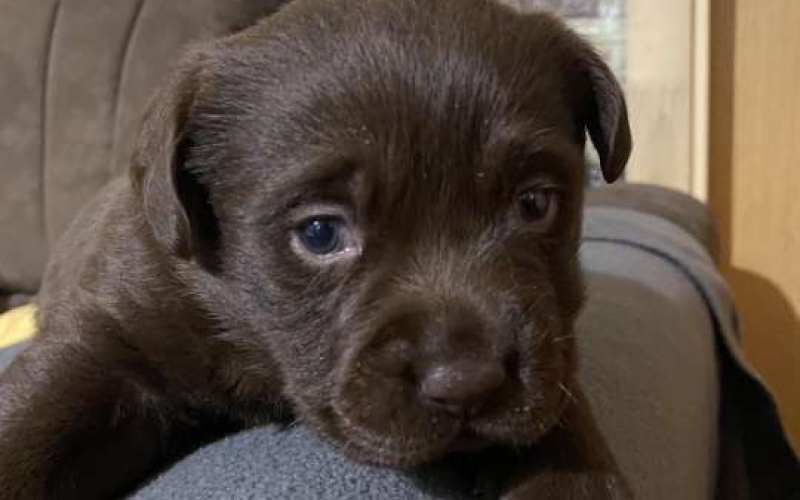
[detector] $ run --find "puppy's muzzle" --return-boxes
[370,302,513,419]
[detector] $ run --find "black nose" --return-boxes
[419,360,506,415]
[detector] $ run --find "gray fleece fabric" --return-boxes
[133,425,495,500]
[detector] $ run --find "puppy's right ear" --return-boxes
[579,46,632,183]
[131,51,219,269]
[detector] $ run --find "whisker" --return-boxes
[557,381,576,403]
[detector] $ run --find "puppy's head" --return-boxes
[132,0,630,467]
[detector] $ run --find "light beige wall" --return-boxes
[625,0,696,192]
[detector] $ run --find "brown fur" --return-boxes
[0,0,632,498]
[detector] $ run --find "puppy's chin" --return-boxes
[294,402,454,468]
[327,371,464,468]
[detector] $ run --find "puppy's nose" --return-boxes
[419,360,506,415]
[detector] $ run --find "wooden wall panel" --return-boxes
[710,0,800,449]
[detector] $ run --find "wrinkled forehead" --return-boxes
[207,0,587,215]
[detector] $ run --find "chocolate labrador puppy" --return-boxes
[0,0,632,498]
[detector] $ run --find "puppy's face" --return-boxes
[135,0,630,467]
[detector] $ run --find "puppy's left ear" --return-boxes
[576,46,632,183]
[130,48,220,270]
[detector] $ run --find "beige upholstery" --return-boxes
[0,0,228,294]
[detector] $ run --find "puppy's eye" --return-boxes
[294,217,360,261]
[517,187,559,226]
[298,218,345,254]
